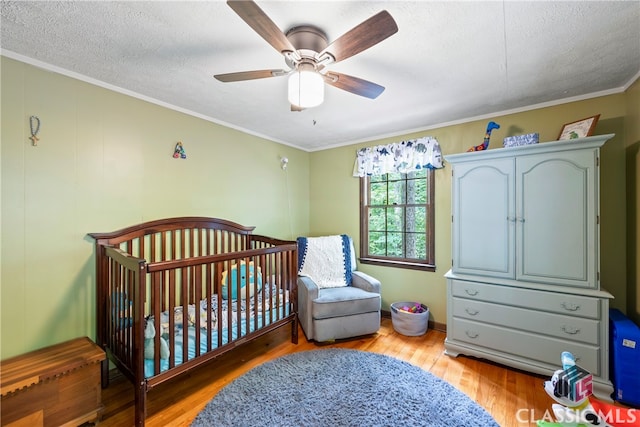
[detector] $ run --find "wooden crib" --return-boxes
[89,217,298,426]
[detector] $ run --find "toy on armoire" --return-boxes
[467,121,500,152]
[536,351,639,426]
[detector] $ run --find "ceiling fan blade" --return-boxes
[227,0,296,54]
[319,11,398,64]
[291,104,304,112]
[324,72,385,99]
[214,69,289,82]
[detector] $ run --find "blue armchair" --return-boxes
[297,235,381,342]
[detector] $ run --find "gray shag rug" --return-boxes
[191,348,498,426]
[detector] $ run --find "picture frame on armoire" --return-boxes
[558,114,600,140]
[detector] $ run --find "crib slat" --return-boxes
[205,263,213,352]
[171,230,177,260]
[194,265,202,356]
[168,269,176,370]
[181,264,188,365]
[151,270,161,377]
[150,233,156,263]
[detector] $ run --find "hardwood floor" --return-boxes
[97,318,557,426]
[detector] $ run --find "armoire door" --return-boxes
[452,157,515,278]
[516,148,598,288]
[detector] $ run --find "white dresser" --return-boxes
[444,134,615,399]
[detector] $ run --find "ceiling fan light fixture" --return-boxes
[288,69,324,108]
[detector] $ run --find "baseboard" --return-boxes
[381,310,446,333]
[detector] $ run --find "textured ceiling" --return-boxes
[1,1,639,151]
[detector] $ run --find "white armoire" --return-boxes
[444,134,615,399]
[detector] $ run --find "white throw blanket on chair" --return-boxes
[298,235,351,289]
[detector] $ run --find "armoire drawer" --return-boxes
[449,317,600,375]
[451,297,600,345]
[450,279,600,319]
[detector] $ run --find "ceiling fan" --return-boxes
[214,0,398,110]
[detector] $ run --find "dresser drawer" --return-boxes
[450,279,600,319]
[449,317,600,375]
[452,297,600,345]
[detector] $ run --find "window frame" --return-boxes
[359,170,436,271]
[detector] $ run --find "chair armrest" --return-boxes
[351,271,381,294]
[298,276,319,300]
[297,276,319,339]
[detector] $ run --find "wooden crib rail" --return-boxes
[98,246,146,385]
[146,244,297,272]
[89,217,257,262]
[251,234,297,247]
[89,217,255,244]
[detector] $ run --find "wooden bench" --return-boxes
[0,337,105,427]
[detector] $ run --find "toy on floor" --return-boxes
[544,351,592,407]
[545,398,640,427]
[538,351,639,426]
[467,121,500,152]
[588,398,640,426]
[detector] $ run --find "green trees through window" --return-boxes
[360,170,435,271]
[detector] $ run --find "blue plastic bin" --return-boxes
[609,308,640,407]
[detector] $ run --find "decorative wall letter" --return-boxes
[173,141,187,159]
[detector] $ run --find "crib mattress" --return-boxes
[143,285,289,378]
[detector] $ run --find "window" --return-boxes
[360,169,435,271]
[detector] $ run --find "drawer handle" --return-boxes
[562,325,581,335]
[465,289,479,296]
[561,302,581,312]
[465,308,479,316]
[465,330,479,339]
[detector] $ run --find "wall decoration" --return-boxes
[557,114,600,140]
[29,115,40,146]
[467,121,500,152]
[173,141,187,159]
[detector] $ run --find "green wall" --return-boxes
[0,56,310,359]
[309,92,635,326]
[625,78,640,324]
[2,54,638,360]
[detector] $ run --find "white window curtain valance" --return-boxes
[353,136,444,177]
